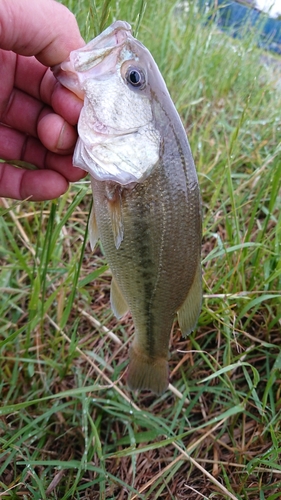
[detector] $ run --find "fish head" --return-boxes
[53,21,168,185]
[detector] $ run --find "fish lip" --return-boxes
[69,20,133,73]
[92,20,131,48]
[52,21,133,96]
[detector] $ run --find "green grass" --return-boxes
[1,0,281,498]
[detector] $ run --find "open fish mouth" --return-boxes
[73,21,132,70]
[53,21,161,184]
[53,21,134,95]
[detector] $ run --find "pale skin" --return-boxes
[0,0,86,201]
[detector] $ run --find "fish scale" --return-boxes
[53,20,202,394]
[91,141,201,392]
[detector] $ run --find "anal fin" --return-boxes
[177,259,202,337]
[110,276,129,319]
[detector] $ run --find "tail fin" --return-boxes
[127,345,169,395]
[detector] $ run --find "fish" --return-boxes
[53,20,202,394]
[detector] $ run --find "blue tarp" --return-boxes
[199,0,281,54]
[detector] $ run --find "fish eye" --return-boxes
[125,67,146,88]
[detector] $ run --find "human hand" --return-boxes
[0,0,86,201]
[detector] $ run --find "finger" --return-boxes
[45,153,87,183]
[44,78,83,127]
[0,124,86,182]
[0,163,69,201]
[2,87,45,137]
[13,54,47,100]
[1,87,79,153]
[14,56,83,125]
[0,54,83,136]
[37,113,77,153]
[0,0,85,66]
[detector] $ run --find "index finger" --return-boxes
[0,162,70,201]
[0,0,85,65]
[13,55,83,125]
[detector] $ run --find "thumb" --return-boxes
[0,0,85,66]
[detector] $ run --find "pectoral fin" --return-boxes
[110,276,129,319]
[88,203,99,250]
[177,260,202,336]
[105,184,124,249]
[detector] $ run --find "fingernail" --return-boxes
[56,122,76,151]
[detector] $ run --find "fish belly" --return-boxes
[91,156,201,394]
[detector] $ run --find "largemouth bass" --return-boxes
[53,21,202,394]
